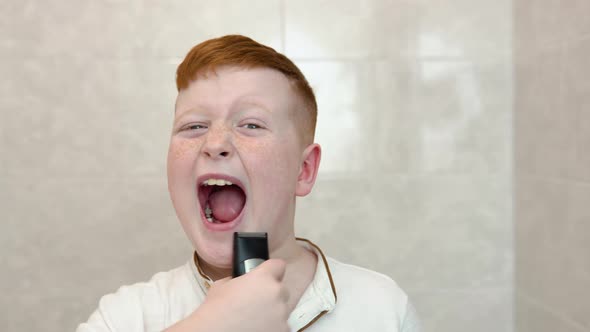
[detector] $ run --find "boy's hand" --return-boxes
[165,259,290,332]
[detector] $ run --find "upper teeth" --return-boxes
[202,178,233,186]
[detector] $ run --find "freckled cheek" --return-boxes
[239,141,299,193]
[167,139,201,171]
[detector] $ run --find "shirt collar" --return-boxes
[189,238,338,330]
[288,237,337,330]
[190,251,214,294]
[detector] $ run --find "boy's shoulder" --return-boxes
[79,262,197,331]
[103,262,195,303]
[312,256,414,330]
[328,256,406,291]
[145,261,197,296]
[326,256,409,311]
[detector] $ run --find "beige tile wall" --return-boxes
[514,0,590,331]
[1,1,513,331]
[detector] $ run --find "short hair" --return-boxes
[176,35,317,145]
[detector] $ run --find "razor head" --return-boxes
[233,232,269,278]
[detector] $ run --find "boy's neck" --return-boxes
[197,236,314,281]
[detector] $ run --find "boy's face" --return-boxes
[167,66,315,269]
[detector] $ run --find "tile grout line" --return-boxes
[516,173,590,187]
[517,291,588,332]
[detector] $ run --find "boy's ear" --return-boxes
[295,143,321,197]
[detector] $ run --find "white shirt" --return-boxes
[77,238,420,332]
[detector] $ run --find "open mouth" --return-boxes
[198,177,246,224]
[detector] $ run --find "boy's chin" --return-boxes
[196,242,233,272]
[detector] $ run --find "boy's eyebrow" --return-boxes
[173,107,207,125]
[173,95,274,125]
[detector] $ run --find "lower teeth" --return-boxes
[205,204,213,220]
[205,205,220,223]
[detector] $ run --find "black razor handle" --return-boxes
[232,232,269,278]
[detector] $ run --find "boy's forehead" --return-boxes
[175,66,300,115]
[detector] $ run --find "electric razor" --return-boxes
[232,232,269,278]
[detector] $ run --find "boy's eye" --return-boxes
[242,123,262,129]
[184,124,207,130]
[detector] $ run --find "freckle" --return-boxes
[171,139,199,159]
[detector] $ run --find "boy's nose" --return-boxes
[202,126,232,159]
[204,149,229,158]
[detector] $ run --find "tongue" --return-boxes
[209,186,246,222]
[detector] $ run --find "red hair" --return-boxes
[176,35,317,144]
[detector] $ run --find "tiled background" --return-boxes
[0,1,585,332]
[514,1,590,332]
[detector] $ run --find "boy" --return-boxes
[77,35,420,332]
